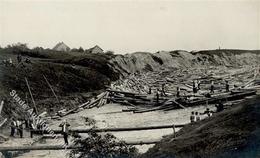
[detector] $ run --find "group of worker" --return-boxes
[9,117,71,145]
[192,80,230,94]
[2,55,31,67]
[10,118,25,138]
[190,101,224,123]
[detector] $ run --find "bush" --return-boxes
[70,131,138,158]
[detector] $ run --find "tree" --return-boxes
[78,47,84,52]
[105,50,115,56]
[70,131,138,158]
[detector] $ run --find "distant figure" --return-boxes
[193,81,197,93]
[215,101,224,113]
[195,112,201,121]
[29,118,35,138]
[210,81,214,93]
[198,80,201,90]
[148,87,152,94]
[59,119,70,145]
[161,83,166,96]
[10,118,16,137]
[225,80,230,92]
[16,119,23,138]
[176,86,180,97]
[200,108,214,117]
[190,111,195,123]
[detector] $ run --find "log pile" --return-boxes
[53,65,260,118]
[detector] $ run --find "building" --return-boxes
[85,45,103,54]
[53,42,70,52]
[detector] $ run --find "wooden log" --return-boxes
[0,100,4,114]
[32,124,186,135]
[43,74,59,102]
[25,77,38,114]
[0,140,161,151]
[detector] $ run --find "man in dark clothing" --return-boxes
[210,81,214,93]
[10,118,16,137]
[190,111,195,123]
[215,101,224,112]
[176,87,180,97]
[148,87,152,94]
[59,119,70,145]
[225,80,230,92]
[193,81,197,93]
[17,119,24,138]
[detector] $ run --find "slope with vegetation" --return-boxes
[141,96,260,158]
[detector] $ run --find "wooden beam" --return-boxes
[32,124,186,135]
[25,77,38,114]
[43,74,59,102]
[0,140,160,151]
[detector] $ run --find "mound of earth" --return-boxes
[0,48,119,119]
[141,96,260,158]
[110,49,260,76]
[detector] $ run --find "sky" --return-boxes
[0,0,259,54]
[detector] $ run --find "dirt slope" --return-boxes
[110,50,260,76]
[141,96,260,158]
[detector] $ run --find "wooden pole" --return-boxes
[43,75,59,102]
[25,77,38,114]
[0,100,4,114]
[0,140,161,151]
[172,124,176,138]
[32,124,186,135]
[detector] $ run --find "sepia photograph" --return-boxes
[0,0,260,157]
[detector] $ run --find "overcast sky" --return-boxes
[0,0,259,54]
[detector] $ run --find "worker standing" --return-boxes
[193,81,197,93]
[161,83,166,96]
[210,81,214,93]
[59,119,70,145]
[195,112,201,121]
[190,111,195,123]
[225,80,229,92]
[176,86,180,97]
[215,101,224,112]
[10,118,16,137]
[148,87,152,94]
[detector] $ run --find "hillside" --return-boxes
[141,96,260,158]
[110,49,260,76]
[0,48,119,119]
